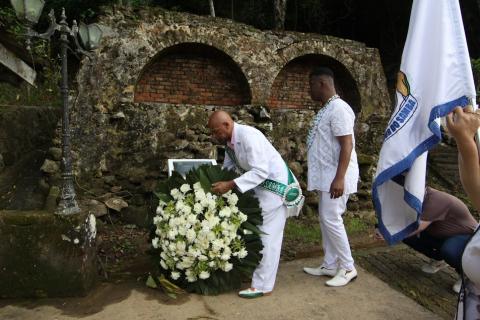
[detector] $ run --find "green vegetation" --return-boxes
[284,218,322,245]
[283,211,372,247]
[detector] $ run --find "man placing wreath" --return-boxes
[208,110,304,299]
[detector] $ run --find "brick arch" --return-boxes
[134,43,252,106]
[267,54,361,112]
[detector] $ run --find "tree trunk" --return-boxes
[209,0,216,17]
[274,0,287,30]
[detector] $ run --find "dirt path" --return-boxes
[0,257,440,320]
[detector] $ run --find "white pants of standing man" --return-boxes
[251,205,287,292]
[317,191,354,270]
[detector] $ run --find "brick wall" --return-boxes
[135,45,251,106]
[268,55,361,111]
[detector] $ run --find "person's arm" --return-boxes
[211,147,237,195]
[406,220,432,237]
[446,106,480,210]
[330,135,353,198]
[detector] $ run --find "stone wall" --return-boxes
[42,7,391,224]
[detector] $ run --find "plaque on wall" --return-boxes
[167,159,217,178]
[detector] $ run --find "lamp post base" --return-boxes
[55,199,81,215]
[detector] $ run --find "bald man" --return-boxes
[208,110,292,299]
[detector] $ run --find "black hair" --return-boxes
[309,67,334,79]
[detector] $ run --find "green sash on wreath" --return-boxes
[225,146,304,216]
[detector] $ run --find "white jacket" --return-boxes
[223,123,288,212]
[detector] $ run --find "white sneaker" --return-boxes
[303,266,337,277]
[452,278,462,294]
[325,268,358,287]
[421,260,448,274]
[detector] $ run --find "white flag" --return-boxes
[373,0,476,245]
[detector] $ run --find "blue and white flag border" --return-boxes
[373,95,471,245]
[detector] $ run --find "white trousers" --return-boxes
[318,191,354,270]
[251,205,287,292]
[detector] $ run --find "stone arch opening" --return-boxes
[268,54,361,112]
[134,43,252,106]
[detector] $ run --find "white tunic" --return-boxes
[224,123,288,212]
[307,98,359,194]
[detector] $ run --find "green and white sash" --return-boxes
[225,146,304,216]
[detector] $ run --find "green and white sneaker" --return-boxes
[238,288,270,299]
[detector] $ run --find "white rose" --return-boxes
[175,201,186,212]
[238,212,248,223]
[182,205,192,215]
[156,206,164,215]
[168,229,177,240]
[180,184,191,193]
[200,198,209,208]
[151,237,159,249]
[223,262,233,272]
[170,188,180,198]
[160,259,168,269]
[195,189,206,201]
[207,231,216,241]
[227,193,239,206]
[193,203,203,214]
[176,241,186,253]
[243,229,253,235]
[178,226,187,236]
[171,271,180,280]
[237,248,248,259]
[186,229,196,243]
[207,199,216,210]
[187,275,197,282]
[211,239,223,252]
[153,216,162,224]
[201,220,211,231]
[220,253,231,261]
[185,214,195,224]
[199,271,210,279]
[207,216,220,229]
[193,182,202,190]
[219,207,231,218]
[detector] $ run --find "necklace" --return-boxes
[306,94,339,150]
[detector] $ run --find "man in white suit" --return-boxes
[208,110,289,299]
[303,67,359,287]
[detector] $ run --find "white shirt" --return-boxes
[223,123,288,212]
[307,98,359,194]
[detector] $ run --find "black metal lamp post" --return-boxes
[10,0,103,215]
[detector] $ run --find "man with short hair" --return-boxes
[208,110,300,298]
[303,67,360,287]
